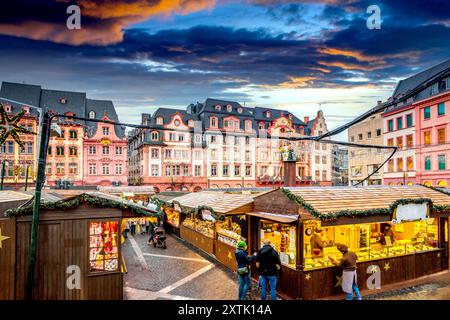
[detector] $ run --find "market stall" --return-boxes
[249,185,450,300]
[169,191,254,270]
[0,191,158,300]
[150,192,186,236]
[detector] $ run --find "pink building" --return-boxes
[83,100,128,186]
[415,91,450,187]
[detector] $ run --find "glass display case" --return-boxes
[260,220,297,269]
[303,219,440,270]
[182,217,214,238]
[216,215,247,247]
[89,221,119,272]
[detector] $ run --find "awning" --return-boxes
[247,212,298,223]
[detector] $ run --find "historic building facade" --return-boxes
[127,98,332,192]
[0,82,128,188]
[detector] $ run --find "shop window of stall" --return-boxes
[166,203,181,228]
[303,219,440,271]
[216,215,248,247]
[182,210,215,238]
[89,221,119,273]
[260,220,296,269]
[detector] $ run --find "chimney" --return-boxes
[304,116,309,123]
[283,158,297,187]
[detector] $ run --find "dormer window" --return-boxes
[237,107,243,114]
[288,114,293,119]
[4,105,12,112]
[226,105,232,112]
[22,106,30,114]
[60,98,67,104]
[188,119,194,127]
[89,111,96,119]
[215,105,221,111]
[210,116,218,128]
[151,131,159,141]
[245,120,252,131]
[156,117,163,125]
[174,119,181,127]
[266,111,271,118]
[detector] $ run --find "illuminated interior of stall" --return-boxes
[303,219,440,270]
[182,216,214,238]
[259,220,297,269]
[216,215,247,247]
[165,206,180,227]
[89,221,119,272]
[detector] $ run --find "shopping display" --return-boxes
[216,216,243,247]
[89,221,119,272]
[182,217,214,238]
[260,221,297,269]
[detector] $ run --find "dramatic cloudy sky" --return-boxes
[0,0,449,130]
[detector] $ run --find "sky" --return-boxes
[0,0,449,133]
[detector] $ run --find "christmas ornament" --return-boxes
[0,104,36,148]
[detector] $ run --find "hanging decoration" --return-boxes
[0,104,36,148]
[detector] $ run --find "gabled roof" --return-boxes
[200,98,254,117]
[150,107,198,126]
[254,107,305,126]
[392,59,450,98]
[85,98,125,138]
[0,82,41,108]
[40,89,86,115]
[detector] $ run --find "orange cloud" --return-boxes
[318,60,388,71]
[318,48,380,63]
[264,76,316,89]
[0,0,216,46]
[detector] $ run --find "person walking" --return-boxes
[140,218,146,235]
[234,240,256,300]
[123,220,130,239]
[130,219,136,236]
[147,221,156,245]
[145,219,150,234]
[256,239,282,300]
[328,243,362,300]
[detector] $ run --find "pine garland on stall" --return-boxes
[5,194,161,218]
[281,188,436,221]
[148,197,225,221]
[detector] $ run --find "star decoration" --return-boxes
[304,273,311,281]
[335,275,342,288]
[0,105,36,148]
[437,252,441,258]
[227,251,233,260]
[383,263,391,271]
[370,266,378,274]
[0,228,11,249]
[239,215,246,221]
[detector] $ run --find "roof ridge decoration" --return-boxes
[281,188,448,221]
[5,193,160,218]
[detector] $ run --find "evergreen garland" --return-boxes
[282,188,437,221]
[5,194,161,218]
[149,197,225,221]
[420,184,450,196]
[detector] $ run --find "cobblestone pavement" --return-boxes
[122,233,238,300]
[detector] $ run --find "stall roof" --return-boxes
[285,185,450,216]
[247,212,299,223]
[97,186,155,194]
[4,191,159,218]
[169,191,254,214]
[0,191,32,203]
[153,191,188,202]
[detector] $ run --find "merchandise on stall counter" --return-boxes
[182,217,214,238]
[216,218,242,247]
[89,221,119,272]
[166,207,180,227]
[260,220,297,269]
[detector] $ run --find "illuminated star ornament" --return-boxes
[227,251,233,260]
[335,275,342,287]
[0,104,36,148]
[383,263,391,271]
[370,266,378,274]
[0,228,10,249]
[304,273,311,281]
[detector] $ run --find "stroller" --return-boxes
[151,225,167,249]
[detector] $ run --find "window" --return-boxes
[367,131,372,139]
[438,128,446,144]
[406,134,413,147]
[115,164,123,175]
[56,146,64,156]
[322,171,327,181]
[115,146,123,155]
[47,146,52,155]
[211,149,217,160]
[245,136,250,145]
[89,163,96,175]
[388,119,394,132]
[406,114,413,127]
[102,127,109,135]
[438,155,446,170]
[46,165,52,175]
[188,119,194,127]
[396,158,404,172]
[424,107,431,120]
[376,129,382,137]
[407,157,414,171]
[245,120,252,131]
[215,105,221,111]
[438,102,445,116]
[195,134,201,144]
[226,105,232,112]
[89,221,119,272]
[102,164,110,175]
[151,164,159,177]
[150,131,158,141]
[151,149,159,158]
[237,107,243,114]
[156,117,163,125]
[211,164,217,176]
[89,146,96,154]
[431,83,438,95]
[315,170,320,180]
[223,165,229,176]
[424,131,431,145]
[194,150,201,160]
[194,165,201,177]
[388,160,394,172]
[7,141,13,154]
[396,136,403,148]
[358,133,363,140]
[210,117,217,127]
[350,136,354,142]
[245,150,251,161]
[169,133,176,141]
[245,165,252,176]
[102,146,110,155]
[179,134,184,142]
[260,166,268,176]
[89,111,96,119]
[234,165,241,176]
[322,156,326,164]
[56,163,65,174]
[266,111,271,118]
[20,142,33,154]
[69,130,77,139]
[69,163,77,174]
[165,149,172,158]
[69,146,77,156]
[183,165,189,176]
[387,138,394,147]
[424,156,431,171]
[210,135,217,143]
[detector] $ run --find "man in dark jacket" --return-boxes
[256,240,282,300]
[235,240,256,300]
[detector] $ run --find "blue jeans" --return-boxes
[238,273,251,300]
[346,282,361,300]
[260,275,277,300]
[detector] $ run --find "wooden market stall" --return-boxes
[0,191,158,300]
[97,186,155,205]
[248,185,450,300]
[150,191,188,237]
[169,191,254,271]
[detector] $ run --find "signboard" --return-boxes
[201,209,216,222]
[392,203,428,223]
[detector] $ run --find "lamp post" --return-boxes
[0,159,5,190]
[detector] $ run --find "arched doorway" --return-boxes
[193,186,202,192]
[438,180,448,187]
[424,181,432,187]
[223,184,231,189]
[166,187,173,191]
[235,184,242,188]
[153,187,160,193]
[180,185,189,192]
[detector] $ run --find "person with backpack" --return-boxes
[256,239,282,300]
[234,240,256,300]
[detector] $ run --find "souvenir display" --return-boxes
[260,221,296,269]
[89,221,119,272]
[166,207,180,227]
[216,216,243,247]
[182,217,214,238]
